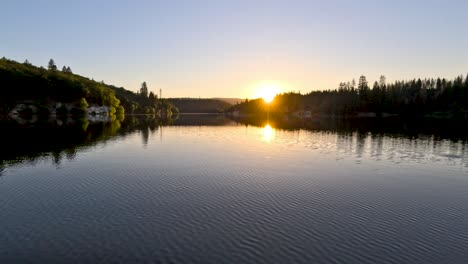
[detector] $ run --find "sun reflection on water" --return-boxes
[263,124,275,143]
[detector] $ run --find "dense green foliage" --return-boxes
[111,85,178,115]
[0,57,121,114]
[168,98,231,113]
[229,75,468,118]
[0,57,178,115]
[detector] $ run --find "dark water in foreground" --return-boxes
[1,115,468,263]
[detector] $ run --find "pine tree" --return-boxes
[48,59,57,71]
[379,75,386,88]
[356,75,370,107]
[140,82,149,98]
[149,91,156,102]
[358,75,368,94]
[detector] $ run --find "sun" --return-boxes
[253,81,281,103]
[262,91,276,103]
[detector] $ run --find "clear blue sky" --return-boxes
[2,0,468,98]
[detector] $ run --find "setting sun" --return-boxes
[253,81,282,103]
[262,91,276,103]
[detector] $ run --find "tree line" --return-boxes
[0,57,178,116]
[113,81,178,116]
[229,74,468,118]
[167,98,231,113]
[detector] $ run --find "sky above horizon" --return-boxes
[2,0,468,98]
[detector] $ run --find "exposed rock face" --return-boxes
[9,114,38,124]
[9,102,111,117]
[9,104,37,116]
[87,114,111,123]
[87,106,110,115]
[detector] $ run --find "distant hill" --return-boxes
[212,98,244,105]
[0,57,177,115]
[167,98,232,113]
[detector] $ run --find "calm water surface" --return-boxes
[1,115,468,263]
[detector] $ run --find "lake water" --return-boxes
[1,115,468,263]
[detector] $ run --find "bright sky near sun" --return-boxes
[2,0,468,98]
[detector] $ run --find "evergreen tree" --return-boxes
[48,59,57,71]
[358,75,369,102]
[149,91,156,102]
[358,75,368,91]
[379,75,386,88]
[371,81,381,109]
[66,67,72,74]
[62,66,67,72]
[140,82,148,98]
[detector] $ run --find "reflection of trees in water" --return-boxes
[230,115,468,141]
[345,132,468,168]
[172,114,234,126]
[122,115,168,146]
[371,133,384,160]
[141,126,149,147]
[0,115,178,170]
[231,115,468,168]
[52,151,62,167]
[301,127,468,168]
[4,114,468,172]
[65,148,77,161]
[355,132,368,159]
[134,114,234,146]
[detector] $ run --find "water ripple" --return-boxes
[1,124,468,263]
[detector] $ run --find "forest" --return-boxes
[0,57,178,116]
[168,98,232,113]
[229,75,468,119]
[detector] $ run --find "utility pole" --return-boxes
[159,88,162,99]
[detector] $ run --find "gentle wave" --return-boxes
[1,123,468,263]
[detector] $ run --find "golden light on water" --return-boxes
[262,124,275,142]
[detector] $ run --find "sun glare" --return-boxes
[254,81,282,103]
[263,92,276,103]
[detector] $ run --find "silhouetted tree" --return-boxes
[61,66,72,74]
[149,91,156,102]
[379,75,386,88]
[358,75,369,94]
[229,72,468,118]
[140,82,148,98]
[48,59,57,71]
[358,75,369,107]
